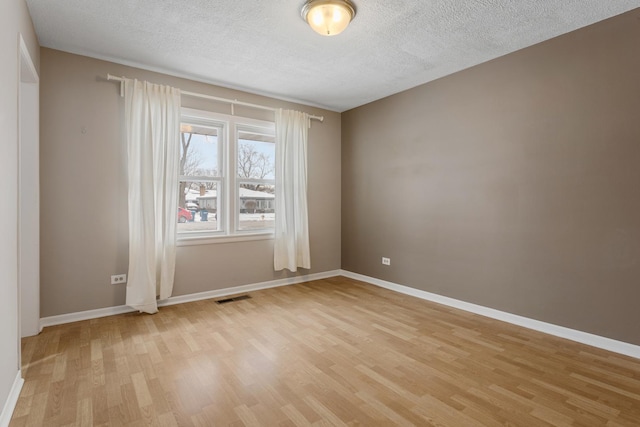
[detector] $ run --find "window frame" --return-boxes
[177,108,276,246]
[235,124,276,233]
[178,115,225,237]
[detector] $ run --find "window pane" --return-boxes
[239,183,275,231]
[237,130,275,180]
[178,181,221,233]
[180,124,220,177]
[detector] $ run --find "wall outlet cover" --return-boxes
[111,274,127,285]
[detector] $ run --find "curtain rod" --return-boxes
[106,74,324,122]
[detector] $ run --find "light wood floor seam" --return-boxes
[12,276,640,426]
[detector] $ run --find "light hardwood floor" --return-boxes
[12,276,640,426]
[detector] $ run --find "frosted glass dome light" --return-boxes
[301,0,356,36]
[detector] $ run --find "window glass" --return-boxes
[177,181,220,233]
[237,130,275,180]
[180,124,219,178]
[239,183,275,231]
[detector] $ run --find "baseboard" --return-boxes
[40,305,136,329]
[0,371,24,427]
[158,269,341,308]
[40,269,342,328]
[340,270,640,360]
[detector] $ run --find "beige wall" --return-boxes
[0,0,39,411]
[40,48,341,317]
[342,10,640,345]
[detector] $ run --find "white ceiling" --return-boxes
[26,0,638,112]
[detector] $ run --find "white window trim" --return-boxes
[178,108,276,245]
[177,232,274,247]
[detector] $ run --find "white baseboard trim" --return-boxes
[40,270,342,329]
[158,270,341,308]
[40,305,136,329]
[0,371,24,427]
[340,270,640,360]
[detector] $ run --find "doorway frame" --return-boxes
[17,33,40,344]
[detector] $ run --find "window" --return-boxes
[177,108,275,241]
[178,121,222,234]
[237,126,275,231]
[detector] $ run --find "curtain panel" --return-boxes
[274,109,311,272]
[124,79,181,314]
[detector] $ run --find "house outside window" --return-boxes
[177,108,275,242]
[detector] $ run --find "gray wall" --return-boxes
[342,10,640,345]
[40,48,341,317]
[0,0,39,410]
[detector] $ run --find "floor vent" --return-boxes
[215,295,251,304]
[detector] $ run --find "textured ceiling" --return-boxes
[26,0,638,112]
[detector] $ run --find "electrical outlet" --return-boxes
[382,257,391,266]
[111,274,127,285]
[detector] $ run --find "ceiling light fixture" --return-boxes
[301,0,356,36]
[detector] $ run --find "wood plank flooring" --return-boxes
[12,276,640,426]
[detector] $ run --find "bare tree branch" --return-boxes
[238,142,274,192]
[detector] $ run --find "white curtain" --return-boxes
[124,79,181,314]
[274,109,311,272]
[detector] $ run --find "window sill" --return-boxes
[177,232,274,247]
